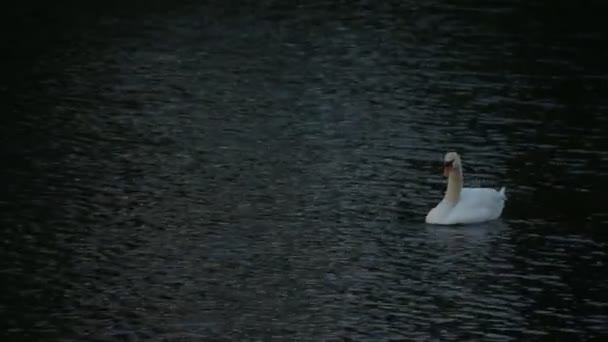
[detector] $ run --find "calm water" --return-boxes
[1,1,607,340]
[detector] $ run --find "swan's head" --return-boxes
[443,152,461,177]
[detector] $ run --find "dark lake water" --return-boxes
[1,1,607,340]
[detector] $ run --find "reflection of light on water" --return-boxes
[424,220,510,249]
[2,0,607,339]
[417,220,525,332]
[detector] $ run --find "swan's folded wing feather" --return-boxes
[445,188,506,224]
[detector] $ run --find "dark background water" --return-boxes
[1,1,607,340]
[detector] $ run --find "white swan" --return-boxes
[425,152,506,225]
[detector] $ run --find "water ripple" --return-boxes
[1,0,608,340]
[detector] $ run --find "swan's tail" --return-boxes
[499,186,507,200]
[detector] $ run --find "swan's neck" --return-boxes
[445,168,463,204]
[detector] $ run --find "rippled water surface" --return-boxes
[2,1,608,340]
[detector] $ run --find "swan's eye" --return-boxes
[443,160,454,167]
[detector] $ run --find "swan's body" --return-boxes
[425,152,506,225]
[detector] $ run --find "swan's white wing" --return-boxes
[460,188,505,206]
[445,188,506,224]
